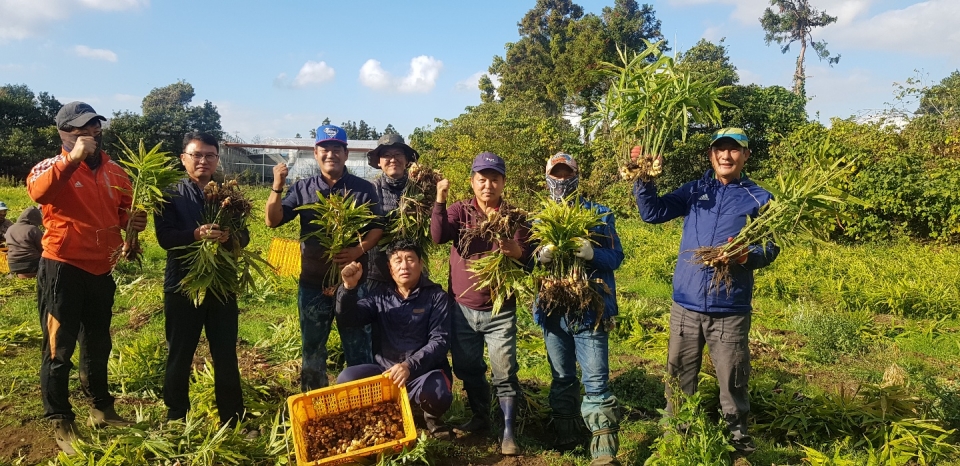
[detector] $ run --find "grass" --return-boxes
[0,185,959,465]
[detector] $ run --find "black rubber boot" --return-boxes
[499,397,519,456]
[457,384,491,433]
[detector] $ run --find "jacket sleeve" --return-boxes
[27,156,78,204]
[633,179,691,224]
[154,195,197,250]
[334,285,377,328]
[430,202,459,245]
[402,290,452,380]
[30,228,43,252]
[744,241,779,270]
[588,210,624,273]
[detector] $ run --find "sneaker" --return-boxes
[53,419,80,455]
[731,435,757,455]
[87,406,134,428]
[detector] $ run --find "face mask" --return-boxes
[546,175,579,203]
[58,129,103,169]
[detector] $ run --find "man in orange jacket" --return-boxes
[26,102,147,455]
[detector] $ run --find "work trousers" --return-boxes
[163,291,244,425]
[450,302,520,399]
[38,258,116,420]
[298,284,373,391]
[337,364,453,417]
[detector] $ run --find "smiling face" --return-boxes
[378,147,408,179]
[181,139,220,184]
[709,138,750,184]
[314,141,348,179]
[388,249,422,289]
[470,169,505,204]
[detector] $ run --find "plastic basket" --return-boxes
[268,237,301,277]
[0,248,8,274]
[287,375,417,466]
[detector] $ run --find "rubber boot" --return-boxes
[499,397,519,455]
[424,412,453,440]
[87,405,134,428]
[53,419,80,455]
[457,384,491,433]
[725,413,756,455]
[583,392,621,464]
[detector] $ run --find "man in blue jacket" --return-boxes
[633,128,779,455]
[536,153,624,466]
[335,238,453,438]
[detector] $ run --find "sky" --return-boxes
[1,0,958,141]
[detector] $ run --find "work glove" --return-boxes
[538,244,556,264]
[574,238,594,261]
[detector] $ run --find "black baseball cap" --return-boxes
[55,101,106,130]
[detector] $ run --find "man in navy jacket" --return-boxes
[535,153,624,466]
[335,238,453,438]
[634,128,779,455]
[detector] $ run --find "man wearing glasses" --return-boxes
[265,125,382,391]
[27,102,147,454]
[154,132,253,431]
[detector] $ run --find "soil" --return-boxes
[0,423,59,464]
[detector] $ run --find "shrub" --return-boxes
[791,303,870,363]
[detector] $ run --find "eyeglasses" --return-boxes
[184,152,220,162]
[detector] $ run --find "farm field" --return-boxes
[0,184,958,465]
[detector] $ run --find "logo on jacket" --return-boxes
[698,193,709,201]
[413,308,425,314]
[74,181,84,188]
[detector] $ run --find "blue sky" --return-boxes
[2,0,957,141]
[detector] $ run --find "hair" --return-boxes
[182,132,220,153]
[385,238,424,261]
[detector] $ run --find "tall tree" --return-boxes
[486,0,664,117]
[105,81,222,155]
[0,84,61,178]
[677,38,739,87]
[760,0,840,96]
[382,124,398,135]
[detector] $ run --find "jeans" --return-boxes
[37,258,116,420]
[450,302,519,399]
[298,285,373,391]
[337,364,453,417]
[163,291,243,425]
[666,302,752,428]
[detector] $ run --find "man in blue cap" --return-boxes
[633,128,779,456]
[265,124,381,391]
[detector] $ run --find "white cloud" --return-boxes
[822,0,960,59]
[73,45,118,62]
[804,65,891,120]
[292,60,335,88]
[398,56,443,93]
[359,56,444,93]
[667,0,770,25]
[0,0,146,42]
[359,59,391,90]
[455,71,500,92]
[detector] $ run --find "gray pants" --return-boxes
[665,302,751,436]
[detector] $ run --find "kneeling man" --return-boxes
[335,239,453,438]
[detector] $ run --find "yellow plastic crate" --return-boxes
[287,375,417,466]
[268,237,301,277]
[0,248,8,274]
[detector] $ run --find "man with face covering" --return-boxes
[534,153,624,466]
[27,102,148,454]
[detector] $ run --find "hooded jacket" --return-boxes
[27,150,133,275]
[634,171,779,313]
[532,198,623,330]
[335,276,452,380]
[4,206,43,264]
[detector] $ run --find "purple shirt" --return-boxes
[430,199,531,311]
[277,171,382,289]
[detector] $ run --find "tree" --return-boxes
[486,0,664,117]
[409,99,582,209]
[917,70,960,118]
[382,124,398,135]
[105,81,222,156]
[309,128,317,139]
[295,133,302,138]
[760,0,839,96]
[677,38,739,87]
[0,84,62,178]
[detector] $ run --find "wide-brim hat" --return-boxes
[366,133,419,169]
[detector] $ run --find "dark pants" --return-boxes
[336,364,453,417]
[450,302,520,399]
[164,291,244,425]
[38,258,116,420]
[298,284,373,392]
[666,302,752,436]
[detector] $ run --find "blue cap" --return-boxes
[315,125,348,146]
[471,151,506,176]
[0,201,7,210]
